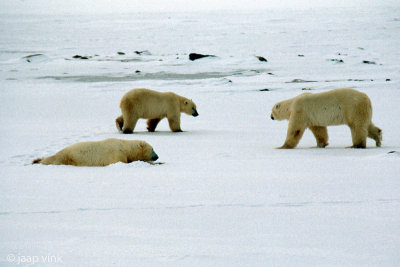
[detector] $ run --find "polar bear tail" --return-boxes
[368,123,382,147]
[115,115,124,132]
[32,158,43,164]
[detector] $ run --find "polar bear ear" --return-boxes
[137,141,145,149]
[275,104,281,109]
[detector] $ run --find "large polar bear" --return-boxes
[32,138,159,166]
[270,88,382,149]
[116,88,199,133]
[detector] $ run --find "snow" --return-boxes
[1,4,400,266]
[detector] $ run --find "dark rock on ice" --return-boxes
[328,58,344,63]
[189,53,216,61]
[287,79,317,83]
[348,79,371,82]
[134,50,151,55]
[256,56,268,62]
[363,60,376,64]
[72,55,89,60]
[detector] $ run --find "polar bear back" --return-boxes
[36,138,155,166]
[121,88,180,119]
[59,138,128,166]
[291,88,372,126]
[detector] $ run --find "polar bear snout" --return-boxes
[192,108,199,117]
[271,114,275,120]
[151,150,159,161]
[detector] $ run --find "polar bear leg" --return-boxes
[43,154,76,166]
[168,115,182,132]
[147,118,161,132]
[116,115,124,131]
[279,120,306,149]
[121,113,138,134]
[348,124,368,148]
[368,123,382,147]
[309,126,329,148]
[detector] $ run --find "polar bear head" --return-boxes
[127,140,159,162]
[181,98,199,117]
[271,92,311,120]
[271,99,292,121]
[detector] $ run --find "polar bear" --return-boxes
[270,88,382,149]
[116,88,199,133]
[32,138,159,166]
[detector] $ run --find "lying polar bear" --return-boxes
[32,138,159,166]
[271,88,382,149]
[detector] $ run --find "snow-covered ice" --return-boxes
[1,4,400,266]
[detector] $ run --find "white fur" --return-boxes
[271,88,382,148]
[33,138,156,166]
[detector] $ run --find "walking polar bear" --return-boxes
[116,88,199,133]
[270,88,382,149]
[32,138,159,166]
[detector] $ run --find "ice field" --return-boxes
[1,2,400,266]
